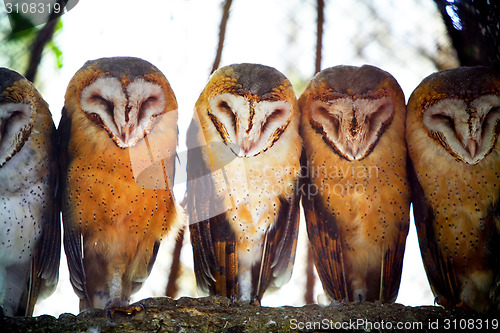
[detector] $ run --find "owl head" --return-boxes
[299,65,405,161]
[195,63,298,157]
[65,57,178,148]
[407,66,500,165]
[0,68,49,167]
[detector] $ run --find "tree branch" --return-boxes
[315,0,325,74]
[25,0,68,82]
[210,0,233,75]
[306,0,325,305]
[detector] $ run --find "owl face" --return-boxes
[421,93,500,165]
[68,57,176,148]
[411,66,500,165]
[200,63,295,157]
[0,69,39,167]
[301,65,399,161]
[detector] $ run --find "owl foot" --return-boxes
[230,294,238,306]
[328,300,343,307]
[106,302,145,319]
[251,295,261,306]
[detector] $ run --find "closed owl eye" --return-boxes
[262,107,289,134]
[89,94,114,115]
[138,95,159,122]
[0,112,19,136]
[0,102,35,167]
[311,104,340,137]
[2,111,23,129]
[216,100,236,129]
[431,113,453,123]
[430,113,456,136]
[367,102,393,132]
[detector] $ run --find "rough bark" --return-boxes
[2,296,498,332]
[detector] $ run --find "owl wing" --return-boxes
[408,160,460,306]
[19,121,62,316]
[252,169,301,300]
[301,152,349,302]
[492,196,500,304]
[186,119,238,297]
[380,206,409,303]
[58,107,91,305]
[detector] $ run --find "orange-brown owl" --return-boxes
[407,66,500,313]
[186,63,302,303]
[0,68,60,316]
[60,57,182,313]
[299,65,410,303]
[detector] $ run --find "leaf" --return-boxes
[48,41,63,69]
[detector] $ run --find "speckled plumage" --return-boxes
[299,65,410,303]
[0,68,60,316]
[60,57,181,311]
[187,64,302,302]
[407,66,500,313]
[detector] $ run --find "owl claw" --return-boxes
[251,295,261,306]
[328,299,343,307]
[230,294,238,306]
[106,302,145,319]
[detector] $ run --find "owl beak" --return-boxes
[240,140,252,157]
[118,124,134,145]
[349,140,361,159]
[237,138,256,157]
[467,138,477,158]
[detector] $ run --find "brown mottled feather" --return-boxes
[299,65,410,303]
[252,187,301,300]
[187,64,302,302]
[302,183,348,301]
[407,66,500,312]
[0,68,60,316]
[60,58,180,311]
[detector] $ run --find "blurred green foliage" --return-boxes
[0,11,63,76]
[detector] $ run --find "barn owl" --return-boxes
[299,65,410,303]
[60,57,182,314]
[407,66,500,313]
[0,68,60,316]
[186,63,302,304]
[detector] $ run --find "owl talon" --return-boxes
[328,300,343,307]
[106,302,145,319]
[251,295,261,306]
[230,294,238,306]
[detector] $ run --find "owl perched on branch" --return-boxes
[186,63,302,304]
[60,57,182,314]
[299,65,410,303]
[407,66,500,313]
[0,68,60,316]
